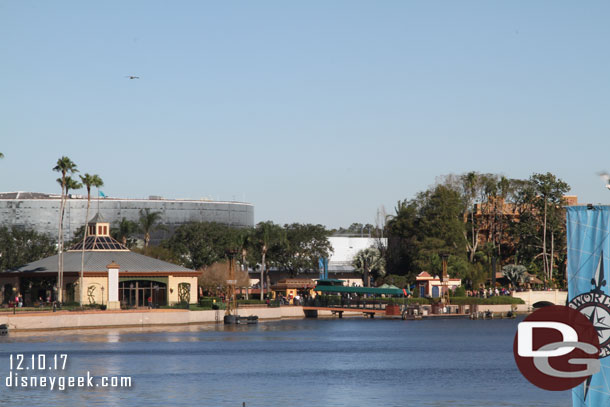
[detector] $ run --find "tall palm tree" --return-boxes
[236,228,253,300]
[78,173,103,306]
[53,157,78,303]
[138,209,165,248]
[254,222,285,300]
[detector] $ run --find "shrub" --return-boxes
[453,286,466,297]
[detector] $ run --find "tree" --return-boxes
[0,227,56,271]
[502,264,529,288]
[386,181,475,284]
[165,222,242,270]
[352,247,385,287]
[276,223,332,275]
[235,228,254,299]
[111,218,139,248]
[251,221,285,300]
[138,209,165,248]
[529,173,570,284]
[386,199,419,278]
[78,173,103,306]
[198,260,250,297]
[53,156,78,302]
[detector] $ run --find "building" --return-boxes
[327,236,387,286]
[260,236,387,288]
[0,215,198,307]
[467,195,578,246]
[0,192,254,245]
[415,271,461,298]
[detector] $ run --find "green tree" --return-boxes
[386,200,420,278]
[386,182,473,284]
[502,264,529,288]
[111,218,139,248]
[165,222,241,269]
[138,209,165,248]
[532,173,569,284]
[53,156,79,302]
[78,173,103,306]
[352,247,385,287]
[0,227,56,271]
[529,173,570,283]
[276,223,332,275]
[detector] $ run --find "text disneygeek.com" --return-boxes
[4,353,132,391]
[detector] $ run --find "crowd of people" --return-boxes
[465,287,513,298]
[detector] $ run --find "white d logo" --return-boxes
[517,321,578,357]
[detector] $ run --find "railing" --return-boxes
[304,296,390,310]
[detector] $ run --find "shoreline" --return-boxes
[0,303,529,333]
[0,306,310,332]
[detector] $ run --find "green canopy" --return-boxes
[314,285,404,296]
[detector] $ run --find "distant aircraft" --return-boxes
[125,76,140,79]
[598,171,610,190]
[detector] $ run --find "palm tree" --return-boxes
[112,217,139,247]
[502,264,529,289]
[352,247,385,287]
[237,228,253,300]
[254,222,285,300]
[53,157,78,302]
[78,173,104,306]
[138,209,165,248]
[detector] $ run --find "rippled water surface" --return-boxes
[0,317,569,407]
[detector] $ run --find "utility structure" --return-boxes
[224,250,238,324]
[223,249,258,325]
[440,253,450,305]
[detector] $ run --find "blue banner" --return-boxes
[567,206,610,406]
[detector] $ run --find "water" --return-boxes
[0,317,570,407]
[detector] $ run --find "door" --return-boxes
[432,286,439,298]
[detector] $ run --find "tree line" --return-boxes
[0,153,573,293]
[386,171,570,289]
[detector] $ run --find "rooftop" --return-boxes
[0,191,252,205]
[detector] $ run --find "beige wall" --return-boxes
[168,276,198,305]
[81,277,109,305]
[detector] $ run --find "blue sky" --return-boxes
[1,1,609,228]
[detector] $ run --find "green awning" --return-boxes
[314,285,404,296]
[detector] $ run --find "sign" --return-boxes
[567,206,610,406]
[513,305,599,391]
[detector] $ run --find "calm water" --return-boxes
[0,317,569,407]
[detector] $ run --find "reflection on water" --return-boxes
[0,318,569,407]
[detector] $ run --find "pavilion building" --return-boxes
[0,214,198,307]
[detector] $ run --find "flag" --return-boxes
[98,190,106,198]
[567,206,610,406]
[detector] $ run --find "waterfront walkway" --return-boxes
[0,306,307,332]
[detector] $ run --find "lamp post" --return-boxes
[101,286,105,307]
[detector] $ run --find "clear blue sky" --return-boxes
[2,1,609,228]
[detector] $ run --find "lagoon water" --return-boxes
[0,316,569,407]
